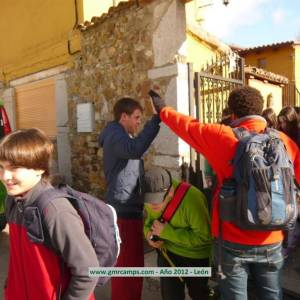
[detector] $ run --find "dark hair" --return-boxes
[262,108,277,128]
[294,106,300,116]
[277,106,299,142]
[227,86,264,118]
[113,97,143,121]
[221,107,232,125]
[0,128,53,178]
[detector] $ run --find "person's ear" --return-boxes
[120,112,127,122]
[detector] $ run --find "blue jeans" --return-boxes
[214,240,283,300]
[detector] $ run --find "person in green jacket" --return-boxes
[143,167,212,300]
[0,178,7,231]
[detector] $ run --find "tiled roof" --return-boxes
[78,0,155,31]
[245,65,288,84]
[239,41,300,55]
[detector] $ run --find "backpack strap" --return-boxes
[264,128,285,179]
[161,182,191,222]
[228,127,251,194]
[232,127,251,141]
[25,187,73,300]
[35,188,69,214]
[5,196,15,219]
[24,188,70,244]
[34,187,79,219]
[158,182,190,284]
[217,127,252,280]
[264,127,279,138]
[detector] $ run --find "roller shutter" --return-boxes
[15,78,56,137]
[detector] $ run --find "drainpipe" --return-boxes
[68,0,80,56]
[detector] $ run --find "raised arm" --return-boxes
[111,115,160,159]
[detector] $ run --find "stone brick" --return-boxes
[66,0,183,192]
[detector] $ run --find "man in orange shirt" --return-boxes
[149,87,300,300]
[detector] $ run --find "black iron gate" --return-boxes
[194,53,245,124]
[184,53,245,191]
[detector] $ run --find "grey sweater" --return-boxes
[5,181,98,300]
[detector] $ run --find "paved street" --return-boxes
[94,247,162,300]
[0,225,162,300]
[1,224,300,300]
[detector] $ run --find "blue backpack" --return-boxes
[23,184,121,286]
[219,127,298,231]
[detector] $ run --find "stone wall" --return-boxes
[67,0,188,196]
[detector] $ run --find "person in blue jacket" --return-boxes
[98,97,160,300]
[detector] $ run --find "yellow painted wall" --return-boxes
[186,31,219,72]
[0,0,143,83]
[0,0,85,82]
[0,0,207,83]
[248,78,282,114]
[294,45,300,92]
[185,0,211,25]
[243,46,295,81]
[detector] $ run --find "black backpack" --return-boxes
[23,184,121,286]
[217,127,299,279]
[219,127,298,231]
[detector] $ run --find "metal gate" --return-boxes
[184,53,245,191]
[192,53,245,124]
[283,82,300,107]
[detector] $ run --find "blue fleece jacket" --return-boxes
[98,115,160,218]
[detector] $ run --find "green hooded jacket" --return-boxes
[144,180,212,259]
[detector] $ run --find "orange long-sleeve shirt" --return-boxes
[160,107,300,245]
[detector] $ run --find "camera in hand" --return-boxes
[150,235,160,242]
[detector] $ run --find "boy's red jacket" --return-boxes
[160,107,300,245]
[4,181,98,300]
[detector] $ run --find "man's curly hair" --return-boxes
[228,86,264,118]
